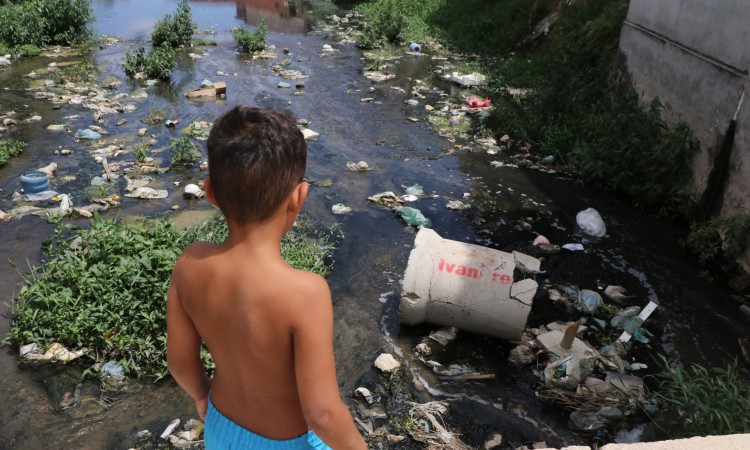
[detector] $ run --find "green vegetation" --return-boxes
[123,45,177,79]
[16,44,41,57]
[192,37,218,47]
[150,0,195,48]
[134,145,149,163]
[0,139,26,167]
[8,214,337,379]
[141,108,166,125]
[356,0,697,216]
[169,136,201,166]
[686,215,750,267]
[233,20,268,52]
[0,0,93,51]
[651,356,750,438]
[123,0,193,79]
[355,0,539,51]
[58,60,98,82]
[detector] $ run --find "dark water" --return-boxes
[0,1,747,448]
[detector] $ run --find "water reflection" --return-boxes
[93,0,310,38]
[233,0,308,33]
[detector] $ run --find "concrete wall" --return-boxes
[618,0,750,271]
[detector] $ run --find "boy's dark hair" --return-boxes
[207,106,306,224]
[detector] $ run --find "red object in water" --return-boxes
[468,96,492,108]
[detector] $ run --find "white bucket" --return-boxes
[400,228,540,340]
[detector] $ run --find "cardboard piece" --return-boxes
[185,81,226,98]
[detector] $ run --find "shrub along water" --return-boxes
[233,20,269,52]
[123,0,194,79]
[7,214,337,379]
[0,0,93,50]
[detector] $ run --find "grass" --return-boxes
[192,37,217,47]
[650,355,750,438]
[7,214,338,379]
[0,139,26,167]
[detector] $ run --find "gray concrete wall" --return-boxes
[618,0,750,270]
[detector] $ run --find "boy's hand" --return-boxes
[195,396,208,420]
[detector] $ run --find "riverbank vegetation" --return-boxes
[123,0,194,79]
[0,0,94,56]
[7,214,338,379]
[651,356,750,437]
[0,139,26,167]
[354,0,697,217]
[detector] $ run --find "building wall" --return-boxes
[619,0,750,271]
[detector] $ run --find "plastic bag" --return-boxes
[398,206,432,228]
[75,129,102,140]
[574,289,602,314]
[576,207,606,237]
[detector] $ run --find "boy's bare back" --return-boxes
[166,106,365,449]
[171,237,329,438]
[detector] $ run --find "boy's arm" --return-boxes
[166,273,210,419]
[292,275,367,450]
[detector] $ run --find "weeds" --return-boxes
[650,355,750,438]
[58,60,97,83]
[150,0,195,49]
[8,214,337,378]
[169,136,201,166]
[686,214,750,267]
[192,38,217,47]
[233,20,268,52]
[141,108,166,125]
[135,145,149,163]
[0,139,26,167]
[124,45,176,79]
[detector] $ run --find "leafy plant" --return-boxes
[0,139,26,167]
[169,135,201,166]
[124,45,176,79]
[650,355,750,438]
[134,145,149,162]
[233,20,268,52]
[8,214,337,379]
[150,0,195,49]
[16,44,40,57]
[0,0,93,48]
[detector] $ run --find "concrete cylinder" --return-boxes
[400,228,540,341]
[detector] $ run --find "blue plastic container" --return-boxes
[20,171,50,194]
[409,42,421,52]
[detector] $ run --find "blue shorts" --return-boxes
[204,394,331,449]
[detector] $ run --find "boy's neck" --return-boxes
[222,213,288,257]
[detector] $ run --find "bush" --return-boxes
[651,355,750,438]
[169,136,201,166]
[150,0,195,49]
[124,45,177,79]
[8,214,337,378]
[0,139,26,167]
[16,44,40,57]
[0,0,93,48]
[233,20,268,52]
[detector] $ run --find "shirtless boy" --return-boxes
[167,106,367,449]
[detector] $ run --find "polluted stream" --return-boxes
[0,1,748,449]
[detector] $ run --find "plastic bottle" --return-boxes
[409,42,421,52]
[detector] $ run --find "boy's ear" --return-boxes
[288,181,308,215]
[204,176,219,207]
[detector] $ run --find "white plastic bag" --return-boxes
[576,207,606,237]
